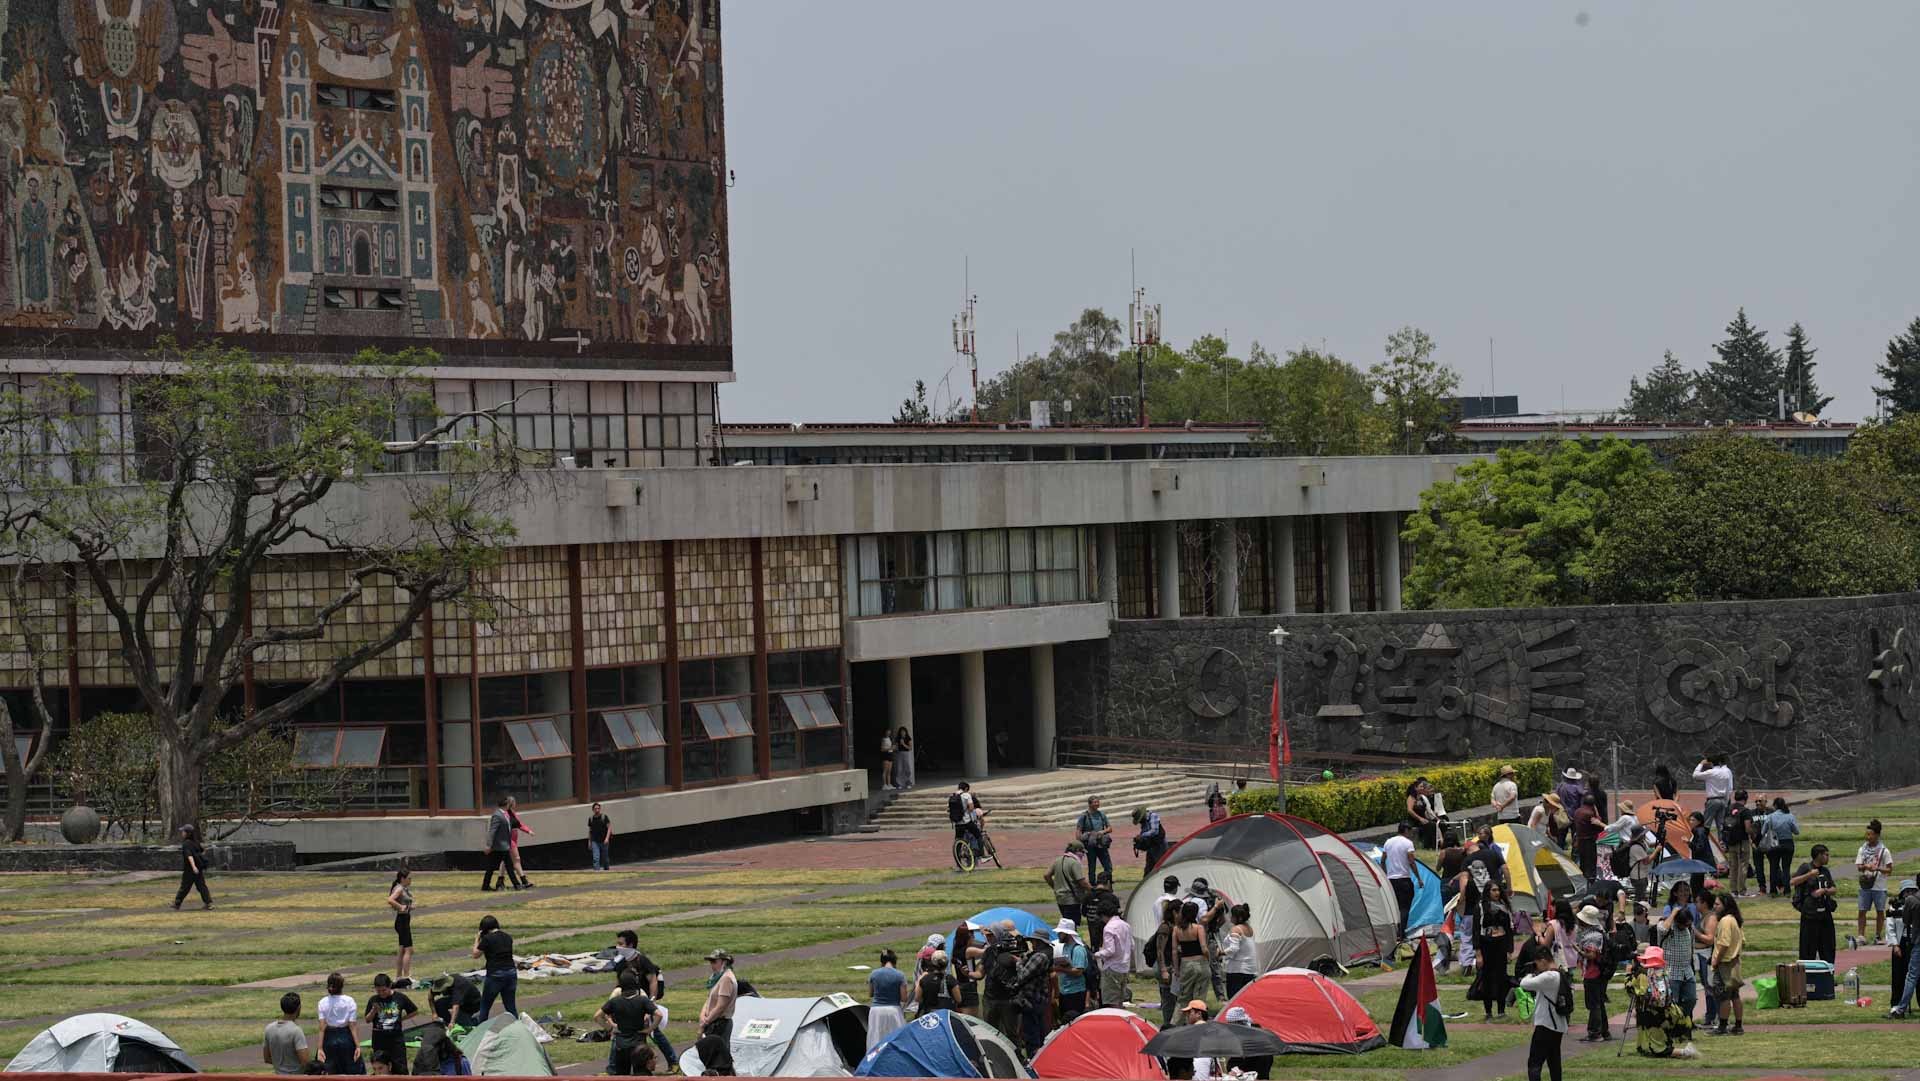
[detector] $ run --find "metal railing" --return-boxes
[1053,734,1461,784]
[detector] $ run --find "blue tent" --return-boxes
[854,1010,1029,1079]
[943,907,1051,955]
[1356,843,1444,935]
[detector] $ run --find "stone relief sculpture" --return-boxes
[1642,637,1797,733]
[1870,627,1920,723]
[1304,630,1364,719]
[1183,646,1246,720]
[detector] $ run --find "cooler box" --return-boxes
[1803,959,1835,1001]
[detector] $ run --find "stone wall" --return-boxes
[1066,592,1920,791]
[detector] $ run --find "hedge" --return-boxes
[1226,757,1553,835]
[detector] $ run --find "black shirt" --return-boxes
[181,839,204,872]
[917,972,956,1011]
[1724,806,1752,849]
[603,992,654,1039]
[479,929,515,971]
[368,992,418,1043]
[622,951,661,994]
[1797,863,1838,916]
[589,813,611,843]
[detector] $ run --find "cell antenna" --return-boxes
[952,261,979,423]
[1128,282,1161,429]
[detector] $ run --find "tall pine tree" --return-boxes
[1878,318,1920,417]
[1621,350,1701,422]
[1698,308,1784,421]
[1781,323,1832,417]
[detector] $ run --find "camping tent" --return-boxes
[1222,969,1385,1055]
[728,994,869,1077]
[943,907,1052,954]
[854,1010,1030,1079]
[457,1012,555,1076]
[1127,814,1399,971]
[1355,842,1445,935]
[5,1014,197,1074]
[1030,1009,1163,1080]
[1487,823,1588,916]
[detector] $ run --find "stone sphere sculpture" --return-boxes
[59,805,102,845]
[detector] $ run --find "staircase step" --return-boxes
[866,768,1213,832]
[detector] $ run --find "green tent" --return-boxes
[456,1013,555,1076]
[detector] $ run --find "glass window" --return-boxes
[693,699,753,740]
[603,708,665,749]
[293,729,337,767]
[478,676,525,719]
[337,728,387,766]
[292,727,387,767]
[503,719,570,760]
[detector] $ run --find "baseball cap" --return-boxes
[1222,1006,1251,1024]
[1184,999,1209,1013]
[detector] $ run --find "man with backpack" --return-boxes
[1519,944,1573,1081]
[1076,796,1115,882]
[1886,884,1920,1018]
[1792,844,1840,964]
[1045,842,1092,923]
[1132,806,1168,871]
[980,927,1023,1048]
[950,782,985,858]
[1574,905,1612,1042]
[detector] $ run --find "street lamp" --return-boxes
[1268,624,1290,813]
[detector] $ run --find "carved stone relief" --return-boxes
[1871,627,1920,723]
[1642,637,1797,733]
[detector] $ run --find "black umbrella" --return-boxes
[1140,1022,1290,1059]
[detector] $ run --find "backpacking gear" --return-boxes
[1552,967,1576,1021]
[947,792,967,824]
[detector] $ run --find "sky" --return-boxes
[718,2,1920,424]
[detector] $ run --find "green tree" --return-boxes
[1248,347,1387,454]
[1371,326,1462,453]
[972,308,1126,423]
[0,342,527,834]
[1840,413,1920,578]
[1876,318,1920,417]
[1620,351,1703,423]
[894,380,934,424]
[1697,308,1784,421]
[1781,322,1833,417]
[1589,432,1914,603]
[1402,437,1656,609]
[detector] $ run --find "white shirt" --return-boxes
[1491,779,1519,819]
[1692,764,1733,800]
[1519,970,1567,1033]
[1221,931,1259,975]
[1382,835,1415,880]
[1858,841,1893,883]
[317,995,357,1029]
[1527,803,1552,832]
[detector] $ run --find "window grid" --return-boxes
[851,528,1088,618]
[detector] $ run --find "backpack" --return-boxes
[1603,923,1637,973]
[1552,968,1576,1021]
[947,792,967,824]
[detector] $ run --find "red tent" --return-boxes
[1223,968,1386,1055]
[1030,1008,1165,1080]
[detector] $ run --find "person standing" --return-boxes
[506,796,534,888]
[1405,779,1438,849]
[366,974,418,1075]
[865,950,912,1051]
[1792,844,1839,965]
[1765,798,1800,897]
[317,972,361,1074]
[386,870,415,988]
[981,928,1023,1043]
[1383,820,1418,941]
[1472,882,1514,1020]
[1076,796,1115,882]
[917,952,959,1014]
[894,727,914,790]
[1693,756,1733,838]
[1723,790,1754,898]
[1053,921,1091,1024]
[262,992,311,1075]
[1519,948,1568,1081]
[1552,770,1585,829]
[587,802,613,871]
[1857,820,1895,948]
[1528,793,1564,840]
[1887,889,1920,1018]
[1221,904,1258,999]
[1661,907,1698,1021]
[1094,896,1135,1009]
[699,949,739,1044]
[481,797,524,892]
[1750,795,1773,896]
[172,825,212,911]
[1132,806,1168,871]
[1585,773,1609,822]
[1186,877,1233,999]
[1708,894,1745,1036]
[1171,901,1212,1019]
[951,924,983,1018]
[1572,795,1601,880]
[473,915,518,1019]
[1085,871,1121,952]
[1491,765,1521,823]
[594,968,656,1076]
[879,730,895,790]
[1687,812,1713,896]
[1574,905,1610,1042]
[1045,841,1092,923]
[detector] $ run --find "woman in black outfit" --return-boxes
[1652,764,1678,801]
[949,924,981,1016]
[1585,775,1609,821]
[1471,882,1514,1019]
[172,825,212,910]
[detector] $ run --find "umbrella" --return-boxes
[1650,858,1715,877]
[1140,1022,1291,1060]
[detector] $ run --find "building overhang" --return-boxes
[843,602,1111,662]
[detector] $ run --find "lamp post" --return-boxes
[1269,624,1290,814]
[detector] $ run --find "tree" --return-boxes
[894,380,934,424]
[0,575,59,841]
[970,308,1125,423]
[0,342,528,834]
[1247,347,1387,454]
[1781,323,1832,417]
[1402,437,1657,610]
[1697,308,1784,421]
[1876,318,1920,418]
[1620,351,1703,423]
[1370,326,1462,453]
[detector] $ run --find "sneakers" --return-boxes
[1890,1007,1908,1019]
[1728,1025,1744,1036]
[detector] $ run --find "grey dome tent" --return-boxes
[728,994,870,1077]
[457,1012,555,1076]
[5,1014,197,1074]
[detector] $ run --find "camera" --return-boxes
[1652,807,1677,825]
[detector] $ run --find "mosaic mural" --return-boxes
[0,0,728,353]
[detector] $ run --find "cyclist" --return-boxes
[950,781,988,859]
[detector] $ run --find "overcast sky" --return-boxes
[719,2,1920,424]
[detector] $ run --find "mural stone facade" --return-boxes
[1063,592,1920,791]
[0,0,727,362]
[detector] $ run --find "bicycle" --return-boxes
[952,824,1001,872]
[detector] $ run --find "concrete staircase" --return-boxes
[866,767,1211,833]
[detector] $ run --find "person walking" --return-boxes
[262,992,311,1075]
[386,870,415,987]
[1708,894,1745,1036]
[1053,921,1091,1024]
[894,727,915,790]
[1383,820,1418,941]
[473,915,517,1019]
[1519,947,1568,1081]
[1094,895,1135,1009]
[1491,764,1521,823]
[1574,905,1610,1042]
[1045,841,1092,923]
[1693,755,1733,837]
[480,797,524,892]
[587,802,613,871]
[366,973,418,1075]
[699,949,739,1044]
[1171,901,1212,1020]
[865,950,912,1051]
[1792,844,1839,965]
[1764,798,1799,896]
[1856,820,1895,948]
[1724,789,1754,898]
[172,825,212,910]
[1076,796,1115,882]
[1132,806,1168,871]
[595,968,657,1076]
[1221,903,1258,998]
[505,797,534,888]
[1472,882,1514,1021]
[316,972,361,1075]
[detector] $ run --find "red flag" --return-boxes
[1268,682,1283,780]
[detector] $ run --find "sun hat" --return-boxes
[925,934,945,949]
[1499,765,1516,777]
[1562,767,1582,780]
[1618,800,1636,814]
[1132,806,1149,824]
[1575,905,1604,927]
[1053,919,1079,938]
[705,949,733,963]
[1222,1006,1252,1025]
[1543,793,1564,811]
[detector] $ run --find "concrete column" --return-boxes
[1097,525,1120,612]
[1271,517,1296,615]
[961,650,988,779]
[1030,644,1056,769]
[1154,521,1181,619]
[886,658,914,740]
[1326,514,1352,614]
[1212,520,1240,617]
[1377,511,1403,612]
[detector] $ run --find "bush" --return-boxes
[1227,757,1552,834]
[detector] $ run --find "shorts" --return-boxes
[1861,888,1888,914]
[395,912,413,948]
[1713,960,1743,994]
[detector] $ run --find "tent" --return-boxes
[457,1012,555,1076]
[1355,842,1445,935]
[5,1014,197,1074]
[1030,1009,1163,1080]
[944,907,1051,955]
[1222,969,1385,1055]
[854,1010,1030,1079]
[1127,814,1399,971]
[728,994,870,1077]
[1487,823,1588,916]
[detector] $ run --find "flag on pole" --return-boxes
[1267,682,1281,781]
[1387,939,1448,1050]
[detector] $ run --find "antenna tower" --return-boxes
[952,264,979,423]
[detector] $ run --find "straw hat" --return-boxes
[1542,793,1564,811]
[1562,767,1582,781]
[1499,765,1516,777]
[1575,905,1605,927]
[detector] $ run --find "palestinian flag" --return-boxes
[1388,939,1448,1050]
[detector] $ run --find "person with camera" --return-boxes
[1518,941,1572,1081]
[1791,844,1839,965]
[1045,841,1092,923]
[1856,819,1895,948]
[1075,796,1115,882]
[1132,806,1168,871]
[1185,876,1232,999]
